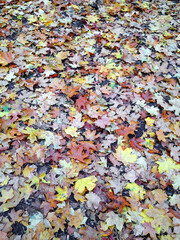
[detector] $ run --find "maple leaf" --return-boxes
[21,127,39,143]
[106,190,130,213]
[125,183,146,200]
[146,208,172,233]
[0,51,13,66]
[86,192,101,209]
[151,189,168,204]
[55,186,68,202]
[75,176,97,194]
[145,117,155,126]
[67,209,84,228]
[68,142,89,162]
[84,129,100,141]
[80,141,97,154]
[129,137,144,151]
[86,15,99,23]
[117,123,137,141]
[170,146,180,162]
[56,51,69,64]
[94,115,111,128]
[113,145,137,165]
[79,226,98,240]
[65,126,80,137]
[101,211,124,232]
[143,222,157,239]
[62,85,80,98]
[157,157,180,173]
[23,165,35,178]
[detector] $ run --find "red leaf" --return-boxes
[129,137,144,151]
[68,142,89,163]
[75,95,88,112]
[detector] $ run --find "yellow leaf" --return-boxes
[23,165,35,178]
[75,176,97,194]
[145,138,154,149]
[69,107,77,115]
[140,209,153,223]
[30,176,39,189]
[157,157,180,173]
[0,176,9,186]
[17,33,28,45]
[145,117,155,126]
[65,126,79,137]
[19,184,33,199]
[73,76,86,84]
[86,15,99,23]
[56,186,68,202]
[39,173,51,184]
[28,15,38,23]
[39,230,51,240]
[125,183,146,200]
[114,146,137,165]
[21,127,39,143]
[0,188,14,203]
[56,51,69,64]
[71,4,80,12]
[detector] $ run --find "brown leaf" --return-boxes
[67,210,84,228]
[0,52,13,66]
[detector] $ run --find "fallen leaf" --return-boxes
[75,176,97,194]
[156,129,166,142]
[65,126,80,137]
[0,52,13,66]
[114,145,137,165]
[0,188,14,203]
[55,186,68,202]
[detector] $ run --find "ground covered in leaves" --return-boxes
[0,0,180,239]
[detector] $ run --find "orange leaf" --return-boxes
[0,52,13,66]
[156,129,166,142]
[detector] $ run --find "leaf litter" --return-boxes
[0,0,179,239]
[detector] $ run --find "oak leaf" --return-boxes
[68,142,89,162]
[129,137,144,151]
[75,95,88,112]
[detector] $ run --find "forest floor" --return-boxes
[0,0,180,239]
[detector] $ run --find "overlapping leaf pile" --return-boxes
[0,0,180,239]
